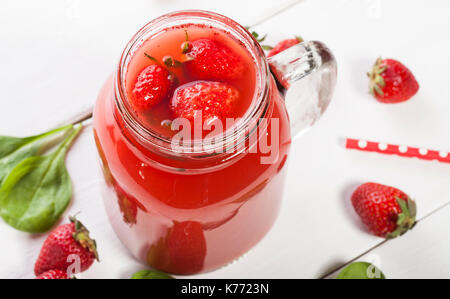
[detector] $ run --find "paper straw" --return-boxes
[345,138,450,164]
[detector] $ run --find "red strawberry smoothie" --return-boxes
[94,13,291,274]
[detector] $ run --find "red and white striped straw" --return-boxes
[346,138,450,164]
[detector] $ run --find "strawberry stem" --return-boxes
[180,30,192,54]
[144,53,160,65]
[69,216,100,261]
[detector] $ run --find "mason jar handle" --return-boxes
[268,41,337,139]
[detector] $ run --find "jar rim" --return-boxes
[114,10,270,157]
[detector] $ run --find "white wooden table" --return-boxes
[1,0,449,279]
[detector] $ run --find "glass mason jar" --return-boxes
[93,10,336,275]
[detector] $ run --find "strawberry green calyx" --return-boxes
[181,30,192,54]
[181,42,192,54]
[245,27,273,50]
[368,57,387,97]
[69,216,100,261]
[163,56,182,68]
[295,36,304,43]
[250,31,267,43]
[386,197,417,239]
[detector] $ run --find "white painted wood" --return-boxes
[1,0,450,279]
[191,0,450,278]
[327,203,450,279]
[0,0,298,136]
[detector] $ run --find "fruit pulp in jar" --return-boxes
[93,23,291,274]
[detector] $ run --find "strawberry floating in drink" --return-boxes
[34,216,99,276]
[146,221,207,274]
[131,63,174,110]
[167,221,207,274]
[170,81,239,123]
[351,182,416,238]
[368,58,419,103]
[184,38,245,81]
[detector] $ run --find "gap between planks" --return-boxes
[319,200,450,279]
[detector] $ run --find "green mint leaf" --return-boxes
[337,262,385,279]
[0,125,73,186]
[131,270,174,279]
[0,125,82,233]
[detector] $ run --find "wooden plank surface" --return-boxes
[0,0,449,279]
[0,0,300,135]
[326,203,450,279]
[222,0,450,278]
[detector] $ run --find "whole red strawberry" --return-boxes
[131,64,174,110]
[167,221,207,274]
[368,58,419,103]
[184,39,245,81]
[170,81,239,123]
[267,36,303,57]
[35,269,69,279]
[351,182,416,238]
[34,216,99,276]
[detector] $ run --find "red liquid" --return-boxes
[125,24,257,138]
[94,22,291,274]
